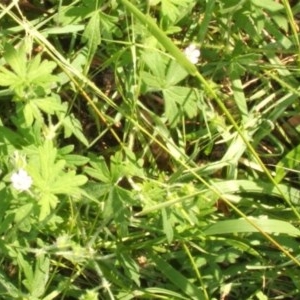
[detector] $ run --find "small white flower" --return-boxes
[184,44,201,64]
[11,169,32,192]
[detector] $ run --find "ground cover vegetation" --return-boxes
[0,0,300,299]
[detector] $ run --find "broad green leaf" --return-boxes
[104,186,131,236]
[110,151,125,182]
[161,0,193,23]
[23,102,36,126]
[19,253,49,298]
[141,71,164,90]
[31,97,65,115]
[82,12,101,54]
[161,0,180,22]
[14,205,32,233]
[27,54,42,75]
[164,91,180,126]
[142,52,188,89]
[14,203,33,224]
[165,59,188,86]
[22,103,56,130]
[82,182,110,202]
[38,141,58,183]
[84,156,111,183]
[27,57,58,89]
[251,0,284,12]
[108,149,144,182]
[64,154,90,166]
[27,141,87,220]
[17,253,34,292]
[3,43,27,77]
[32,255,50,298]
[28,101,45,124]
[163,86,198,126]
[204,218,300,236]
[123,148,145,177]
[39,193,58,221]
[61,113,89,146]
[99,11,120,39]
[50,172,87,195]
[58,144,75,155]
[0,67,19,86]
[142,51,168,82]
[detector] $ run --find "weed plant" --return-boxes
[0,0,300,299]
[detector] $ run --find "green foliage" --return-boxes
[141,50,201,126]
[0,0,299,299]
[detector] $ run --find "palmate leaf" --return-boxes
[19,252,49,298]
[165,59,188,86]
[35,143,87,193]
[163,86,198,127]
[142,51,188,88]
[60,113,89,147]
[142,51,168,83]
[31,254,50,298]
[141,71,163,90]
[3,43,27,77]
[0,44,57,95]
[23,101,43,126]
[84,156,111,183]
[14,203,34,232]
[161,0,194,23]
[98,11,120,39]
[141,51,198,126]
[103,186,131,236]
[50,171,87,195]
[161,0,180,23]
[81,11,101,58]
[27,55,57,86]
[31,96,65,115]
[39,194,58,222]
[27,141,87,220]
[0,66,19,86]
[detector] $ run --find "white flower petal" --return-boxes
[184,44,201,64]
[11,169,32,192]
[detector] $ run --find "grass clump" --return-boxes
[0,0,300,299]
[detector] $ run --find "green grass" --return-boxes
[0,0,300,299]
